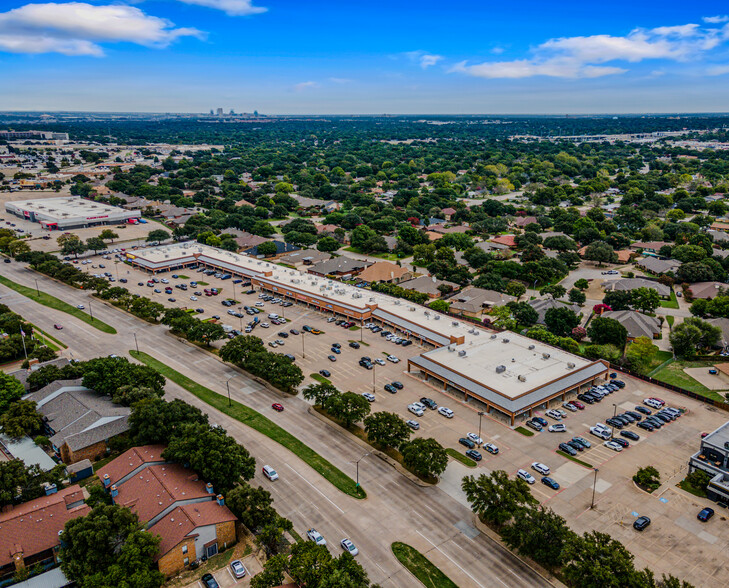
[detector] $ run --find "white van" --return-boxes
[268,313,279,319]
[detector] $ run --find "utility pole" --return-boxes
[34,279,40,297]
[302,331,306,359]
[88,301,94,322]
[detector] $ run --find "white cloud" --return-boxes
[174,0,267,17]
[454,21,728,79]
[704,15,729,24]
[294,81,318,92]
[0,2,202,56]
[404,50,443,69]
[490,46,505,55]
[707,64,729,75]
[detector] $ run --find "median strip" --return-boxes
[129,350,366,499]
[0,275,117,334]
[391,542,459,588]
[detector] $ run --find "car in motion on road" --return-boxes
[76,304,85,309]
[262,465,279,481]
[307,528,326,546]
[341,538,359,556]
[54,324,63,330]
[271,403,284,412]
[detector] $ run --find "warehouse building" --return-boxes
[5,197,140,230]
[124,243,608,420]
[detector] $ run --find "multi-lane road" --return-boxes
[0,261,553,588]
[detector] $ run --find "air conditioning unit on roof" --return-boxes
[495,365,506,373]
[518,375,527,382]
[458,350,466,357]
[528,345,535,350]
[542,353,551,359]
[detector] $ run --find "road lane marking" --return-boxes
[284,464,344,514]
[416,530,489,588]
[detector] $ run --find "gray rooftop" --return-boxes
[702,421,729,452]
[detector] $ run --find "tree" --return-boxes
[129,398,208,445]
[327,391,371,428]
[501,507,575,570]
[0,372,24,413]
[81,357,165,399]
[563,531,638,588]
[219,335,265,364]
[574,278,589,290]
[350,225,387,253]
[256,515,293,556]
[85,237,106,253]
[257,241,278,256]
[428,299,450,313]
[401,437,448,479]
[0,400,43,438]
[462,470,538,528]
[584,241,618,266]
[587,316,627,348]
[543,235,578,251]
[544,306,580,337]
[302,382,340,407]
[99,229,119,243]
[505,280,527,299]
[59,504,163,588]
[145,229,170,243]
[59,235,86,258]
[539,284,566,299]
[8,239,30,257]
[506,301,538,326]
[670,318,721,358]
[625,337,658,374]
[163,423,256,492]
[317,236,340,252]
[187,320,226,346]
[631,287,661,314]
[603,290,633,311]
[250,554,287,588]
[633,466,661,492]
[363,412,412,448]
[568,288,586,305]
[226,482,278,532]
[685,469,711,491]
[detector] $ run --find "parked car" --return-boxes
[391,381,404,390]
[532,416,548,427]
[349,341,360,348]
[319,369,330,377]
[201,573,219,588]
[386,355,400,363]
[262,465,279,481]
[562,401,578,412]
[438,407,454,418]
[620,430,640,441]
[548,424,567,433]
[612,438,630,448]
[541,476,560,490]
[327,355,337,362]
[566,440,584,452]
[341,538,359,556]
[604,440,623,452]
[420,397,437,409]
[633,516,651,531]
[572,436,591,448]
[698,507,715,522]
[406,420,420,430]
[558,442,577,456]
[384,384,397,394]
[307,529,326,546]
[465,449,482,461]
[517,469,536,484]
[526,420,543,432]
[408,404,424,417]
[459,437,475,449]
[531,462,550,475]
[546,409,563,420]
[484,443,499,454]
[230,560,247,578]
[467,433,483,445]
[362,392,376,402]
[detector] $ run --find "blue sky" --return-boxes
[2,0,729,113]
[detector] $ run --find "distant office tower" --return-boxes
[253,110,259,117]
[216,108,223,116]
[209,109,214,115]
[230,109,235,115]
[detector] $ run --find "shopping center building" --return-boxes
[5,197,141,230]
[124,242,609,423]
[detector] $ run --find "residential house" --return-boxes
[514,216,538,229]
[629,241,672,254]
[688,282,728,300]
[233,231,271,251]
[601,310,661,340]
[710,222,729,233]
[708,318,729,348]
[356,261,412,284]
[278,249,332,267]
[490,235,517,248]
[308,256,373,278]
[528,298,582,325]
[9,357,69,390]
[382,235,398,251]
[25,380,130,464]
[427,224,470,235]
[708,230,729,243]
[603,278,671,298]
[97,446,237,577]
[0,486,89,583]
[398,276,459,299]
[441,207,457,220]
[578,246,634,263]
[449,286,515,318]
[244,240,299,257]
[712,248,729,260]
[636,257,682,275]
[475,241,510,254]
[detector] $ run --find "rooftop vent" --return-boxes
[452,321,460,327]
[491,334,498,339]
[528,345,535,350]
[502,338,510,343]
[409,306,416,312]
[458,350,467,357]
[495,365,506,373]
[518,375,527,382]
[567,362,575,369]
[511,358,515,362]
[542,353,551,359]
[448,345,456,351]
[434,315,440,320]
[474,330,480,336]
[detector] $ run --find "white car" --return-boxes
[531,462,550,475]
[362,392,375,402]
[255,301,264,306]
[327,317,337,322]
[548,424,566,433]
[438,407,454,418]
[546,410,562,420]
[341,538,359,556]
[161,279,169,284]
[590,426,611,440]
[408,403,424,417]
[262,465,278,481]
[483,442,499,454]
[307,529,326,546]
[467,433,483,445]
[562,402,578,412]
[517,469,536,484]
[406,419,420,430]
[190,296,198,301]
[374,358,386,366]
[261,322,270,328]
[76,304,85,309]
[604,440,623,452]
[644,398,663,409]
[386,355,400,363]
[555,409,568,418]
[230,559,247,578]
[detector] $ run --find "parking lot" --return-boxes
[74,254,729,586]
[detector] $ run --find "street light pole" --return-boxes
[238,307,243,332]
[34,279,40,297]
[360,318,363,342]
[88,301,94,322]
[133,332,139,354]
[225,376,236,407]
[372,364,376,393]
[302,332,306,359]
[477,411,485,447]
[611,403,617,439]
[354,452,370,488]
[590,468,600,509]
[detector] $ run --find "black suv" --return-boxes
[420,397,437,409]
[349,341,360,349]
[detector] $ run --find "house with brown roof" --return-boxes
[449,286,515,318]
[490,235,517,248]
[601,310,661,340]
[279,249,332,267]
[233,231,271,251]
[441,207,456,220]
[97,446,238,577]
[629,241,671,253]
[577,247,635,263]
[514,216,538,229]
[308,256,372,278]
[398,275,459,298]
[710,222,729,233]
[0,485,89,583]
[688,282,728,300]
[357,261,412,284]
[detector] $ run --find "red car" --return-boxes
[649,397,665,406]
[54,324,63,330]
[271,403,284,412]
[570,400,585,410]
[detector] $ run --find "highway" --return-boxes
[0,261,553,588]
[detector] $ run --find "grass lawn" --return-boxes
[445,448,477,467]
[515,426,535,437]
[343,246,399,261]
[646,350,673,372]
[666,315,675,328]
[391,542,459,588]
[0,275,117,334]
[660,291,680,309]
[30,324,67,351]
[678,479,708,498]
[556,450,593,468]
[176,274,190,279]
[129,350,365,499]
[651,359,727,402]
[196,281,209,286]
[310,373,331,384]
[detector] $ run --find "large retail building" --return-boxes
[124,242,608,423]
[5,197,141,230]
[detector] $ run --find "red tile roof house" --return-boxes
[490,235,517,248]
[97,446,238,577]
[0,485,89,582]
[513,216,538,229]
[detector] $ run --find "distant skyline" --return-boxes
[2,1,729,114]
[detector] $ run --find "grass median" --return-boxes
[445,448,476,468]
[129,350,366,499]
[391,542,458,588]
[0,275,116,334]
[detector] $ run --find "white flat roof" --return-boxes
[6,196,137,221]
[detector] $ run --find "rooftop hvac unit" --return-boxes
[458,350,467,357]
[434,315,440,320]
[409,306,416,311]
[452,321,460,327]
[542,353,551,359]
[518,375,527,382]
[491,334,497,339]
[448,345,455,351]
[511,358,515,362]
[528,345,535,350]
[468,328,475,334]
[567,362,575,369]
[424,311,430,316]
[474,330,480,335]
[395,300,401,305]
[495,365,506,373]
[502,338,510,343]
[369,298,375,302]
[292,279,300,284]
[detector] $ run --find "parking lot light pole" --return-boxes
[477,411,485,447]
[133,331,139,354]
[354,452,370,488]
[301,332,306,359]
[611,403,617,439]
[238,307,243,331]
[225,376,236,407]
[360,319,363,342]
[88,301,94,322]
[372,364,376,393]
[34,279,40,297]
[591,468,599,509]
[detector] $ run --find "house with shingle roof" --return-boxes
[25,380,130,464]
[398,275,459,298]
[528,298,582,325]
[603,278,671,298]
[601,310,661,340]
[308,256,373,278]
[636,257,682,275]
[688,281,728,300]
[449,286,515,318]
[357,261,412,284]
